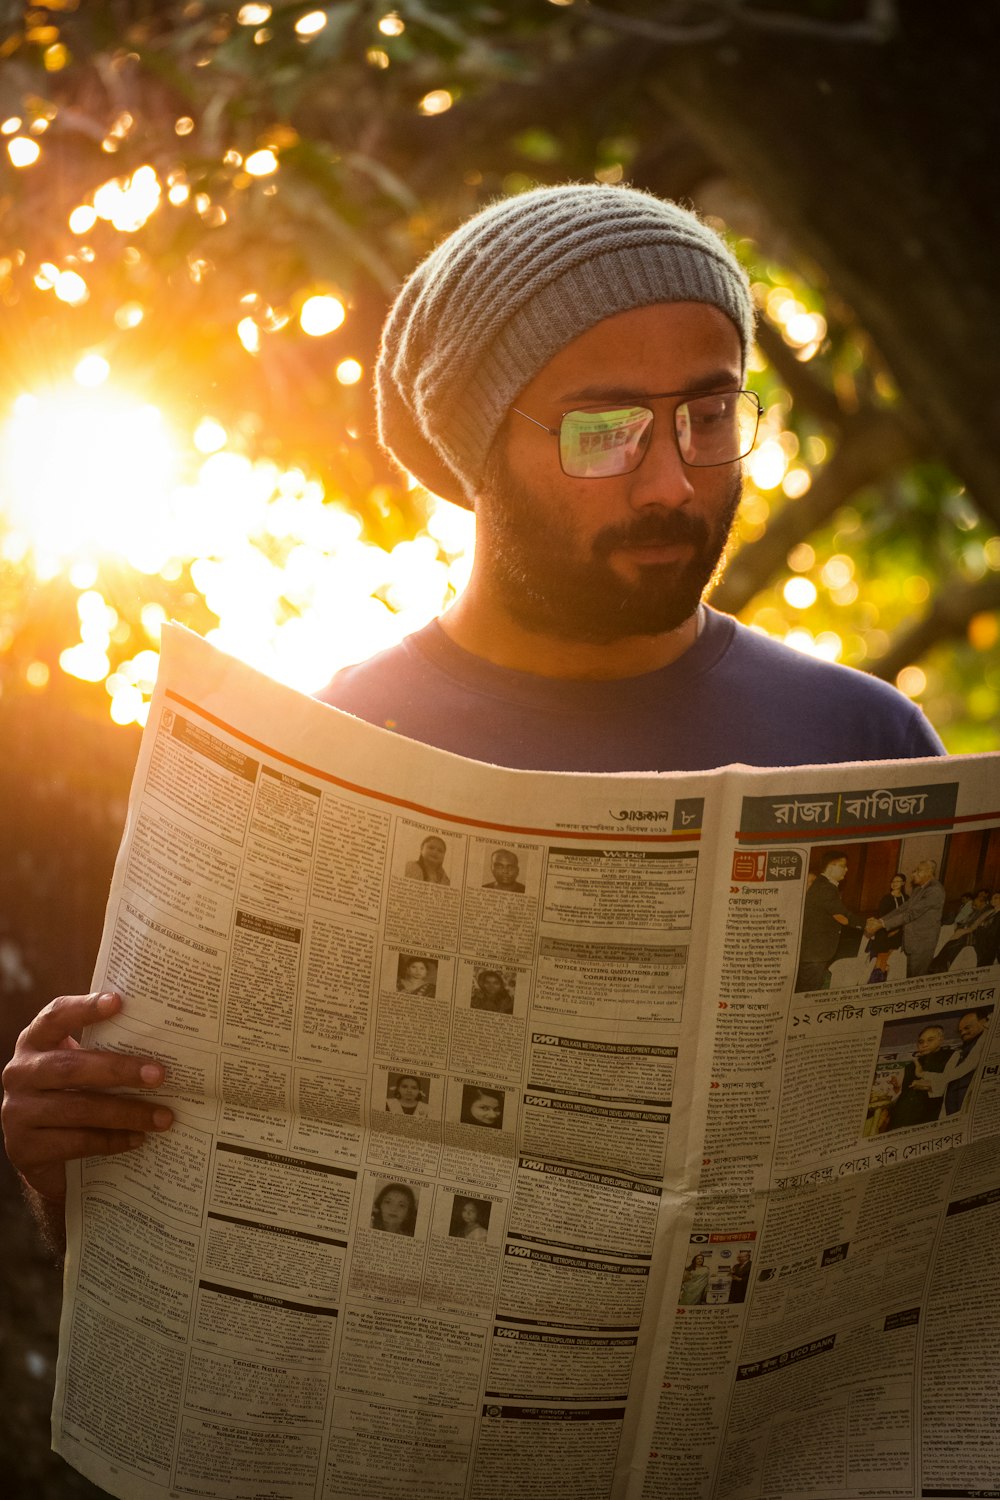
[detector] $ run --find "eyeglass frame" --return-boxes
[510,385,763,477]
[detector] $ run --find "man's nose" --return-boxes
[629,417,697,507]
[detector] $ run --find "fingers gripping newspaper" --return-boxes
[52,626,1000,1500]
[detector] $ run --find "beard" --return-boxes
[476,449,741,645]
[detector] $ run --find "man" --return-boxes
[928,887,993,972]
[315,187,944,772]
[795,851,860,992]
[728,1250,752,1304]
[910,1009,992,1117]
[885,1024,951,1131]
[972,891,1000,967]
[483,849,525,892]
[952,890,979,929]
[865,858,945,978]
[2,183,945,1246]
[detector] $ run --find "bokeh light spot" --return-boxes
[419,90,454,116]
[821,554,854,590]
[69,205,97,234]
[74,354,110,387]
[141,604,168,641]
[300,295,346,336]
[296,10,328,36]
[896,666,927,698]
[968,613,999,652]
[783,576,818,609]
[902,574,931,604]
[54,270,89,305]
[114,301,145,329]
[7,136,41,167]
[746,439,787,491]
[787,543,815,573]
[43,42,70,71]
[194,417,228,453]
[782,467,811,499]
[245,148,278,177]
[237,318,261,353]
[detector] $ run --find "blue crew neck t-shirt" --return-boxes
[316,607,945,773]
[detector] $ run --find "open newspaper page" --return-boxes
[635,758,1000,1500]
[52,624,725,1500]
[51,626,999,1500]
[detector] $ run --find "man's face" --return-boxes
[827,858,848,886]
[491,852,520,886]
[915,1029,944,1057]
[477,303,744,644]
[958,1013,986,1044]
[911,862,932,887]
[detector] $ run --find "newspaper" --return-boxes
[52,624,1000,1500]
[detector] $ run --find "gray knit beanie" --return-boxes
[375,182,754,509]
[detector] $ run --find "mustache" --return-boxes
[592,509,710,559]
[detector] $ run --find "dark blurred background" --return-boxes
[2,691,136,1497]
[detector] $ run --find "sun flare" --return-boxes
[2,384,179,569]
[0,381,472,726]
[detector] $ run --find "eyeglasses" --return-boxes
[511,387,762,478]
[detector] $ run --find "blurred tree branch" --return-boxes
[873,575,1000,682]
[714,405,920,614]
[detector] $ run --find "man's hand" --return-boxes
[2,991,173,1204]
[865,918,883,937]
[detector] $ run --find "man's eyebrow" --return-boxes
[557,369,742,405]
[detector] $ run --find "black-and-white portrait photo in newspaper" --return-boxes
[384,1071,432,1118]
[469,966,517,1014]
[370,1179,420,1236]
[459,1084,505,1129]
[394,952,438,996]
[448,1194,492,1242]
[402,831,452,886]
[480,847,528,893]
